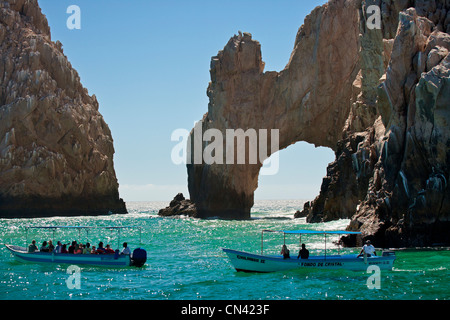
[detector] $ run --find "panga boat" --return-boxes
[223,229,396,273]
[5,226,147,268]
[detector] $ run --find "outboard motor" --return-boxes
[131,248,147,267]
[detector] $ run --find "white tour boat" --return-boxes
[223,229,396,273]
[5,226,147,267]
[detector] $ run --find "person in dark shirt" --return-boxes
[40,241,49,252]
[297,243,309,259]
[96,242,106,254]
[68,241,77,254]
[281,245,290,259]
[61,244,68,253]
[48,240,55,252]
[28,240,38,253]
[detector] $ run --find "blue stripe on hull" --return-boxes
[8,247,130,267]
[223,248,395,273]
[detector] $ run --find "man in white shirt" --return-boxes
[121,242,131,255]
[357,240,376,257]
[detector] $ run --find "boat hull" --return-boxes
[5,245,131,267]
[223,248,395,273]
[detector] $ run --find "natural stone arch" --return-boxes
[183,0,450,248]
[187,0,363,219]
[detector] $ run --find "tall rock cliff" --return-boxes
[187,0,450,246]
[0,0,127,217]
[188,0,362,219]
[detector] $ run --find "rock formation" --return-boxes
[158,193,197,217]
[0,0,127,217]
[188,1,361,219]
[187,0,450,246]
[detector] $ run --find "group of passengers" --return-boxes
[280,243,310,259]
[279,240,376,259]
[28,239,131,255]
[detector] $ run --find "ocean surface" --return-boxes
[0,200,449,300]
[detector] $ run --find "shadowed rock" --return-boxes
[186,0,450,247]
[0,0,126,217]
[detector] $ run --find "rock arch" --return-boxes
[187,0,450,247]
[187,0,363,219]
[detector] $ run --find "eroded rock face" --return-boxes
[188,0,450,246]
[158,193,197,217]
[0,0,126,217]
[332,6,449,247]
[188,0,361,219]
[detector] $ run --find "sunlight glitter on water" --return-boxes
[1,200,449,300]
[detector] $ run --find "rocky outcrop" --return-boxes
[187,0,450,246]
[308,2,450,247]
[0,0,126,217]
[158,193,197,217]
[188,1,361,219]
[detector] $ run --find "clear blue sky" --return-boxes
[39,0,333,202]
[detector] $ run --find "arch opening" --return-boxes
[254,142,334,209]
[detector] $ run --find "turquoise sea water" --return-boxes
[0,200,449,300]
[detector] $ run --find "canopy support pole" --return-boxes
[338,236,341,255]
[261,231,264,255]
[118,229,121,250]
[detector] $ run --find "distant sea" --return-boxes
[0,200,449,300]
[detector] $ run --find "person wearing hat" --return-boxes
[357,240,376,258]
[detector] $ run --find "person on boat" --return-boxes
[68,241,77,254]
[90,245,97,254]
[357,240,377,258]
[297,243,309,259]
[121,242,131,255]
[48,240,55,252]
[61,244,68,254]
[105,244,115,254]
[74,243,83,254]
[96,242,106,254]
[28,240,38,253]
[281,244,290,259]
[55,241,62,253]
[40,241,49,252]
[83,243,92,254]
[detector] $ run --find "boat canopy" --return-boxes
[23,225,142,248]
[260,229,361,255]
[281,230,361,235]
[262,229,361,235]
[25,226,93,229]
[24,226,140,230]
